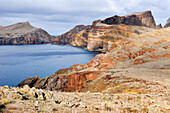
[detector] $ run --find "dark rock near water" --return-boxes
[0,22,54,45]
[17,76,39,88]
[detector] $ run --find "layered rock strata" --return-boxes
[56,10,157,52]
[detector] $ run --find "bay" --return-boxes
[0,44,97,87]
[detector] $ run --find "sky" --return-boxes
[0,0,169,35]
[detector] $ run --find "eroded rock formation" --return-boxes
[0,22,54,45]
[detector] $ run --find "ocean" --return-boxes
[0,44,97,87]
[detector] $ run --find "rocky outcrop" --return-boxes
[0,22,54,45]
[101,10,156,27]
[57,11,157,52]
[58,25,91,47]
[164,18,170,28]
[17,71,101,92]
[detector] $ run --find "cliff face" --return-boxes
[101,10,156,27]
[164,18,170,28]
[57,11,157,52]
[0,22,54,45]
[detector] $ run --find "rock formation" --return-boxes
[164,18,170,28]
[0,22,54,45]
[56,10,158,52]
[101,10,156,27]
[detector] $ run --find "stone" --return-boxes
[17,76,39,88]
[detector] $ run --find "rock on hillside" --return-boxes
[57,11,157,52]
[101,10,156,27]
[0,22,54,45]
[164,18,170,28]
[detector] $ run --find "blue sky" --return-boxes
[0,0,169,35]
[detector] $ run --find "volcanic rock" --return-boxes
[0,22,54,45]
[101,10,156,27]
[164,18,170,28]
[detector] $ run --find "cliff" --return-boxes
[57,11,157,52]
[164,18,170,28]
[101,10,156,27]
[0,22,54,45]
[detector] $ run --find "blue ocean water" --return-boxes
[0,44,97,87]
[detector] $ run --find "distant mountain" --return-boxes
[0,22,54,45]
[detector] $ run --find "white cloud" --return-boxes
[0,0,169,34]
